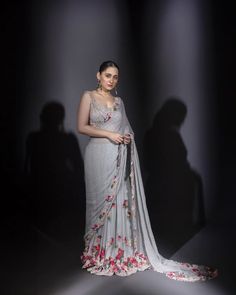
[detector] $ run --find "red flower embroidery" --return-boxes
[95,244,100,251]
[92,223,99,230]
[116,248,124,260]
[81,247,150,274]
[105,195,113,202]
[100,248,105,259]
[123,200,128,208]
[110,258,115,266]
[110,237,114,244]
[104,113,112,122]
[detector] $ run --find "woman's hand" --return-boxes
[123,133,131,145]
[108,132,124,144]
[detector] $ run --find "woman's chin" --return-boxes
[107,85,115,91]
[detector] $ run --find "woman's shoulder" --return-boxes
[82,89,98,100]
[82,89,92,96]
[81,90,94,102]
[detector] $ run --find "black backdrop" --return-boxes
[3,0,235,231]
[1,1,236,293]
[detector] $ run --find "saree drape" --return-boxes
[80,90,218,282]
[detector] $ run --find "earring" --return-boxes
[115,86,118,96]
[97,80,100,89]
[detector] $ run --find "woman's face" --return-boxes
[97,66,119,92]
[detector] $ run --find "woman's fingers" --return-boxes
[113,133,131,144]
[123,134,131,144]
[118,135,124,143]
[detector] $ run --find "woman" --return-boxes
[77,61,218,281]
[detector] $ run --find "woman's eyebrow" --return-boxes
[105,73,118,77]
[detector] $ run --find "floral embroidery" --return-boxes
[111,176,117,189]
[105,235,133,248]
[163,262,218,282]
[108,237,115,246]
[116,248,124,260]
[122,200,132,218]
[117,235,132,247]
[81,244,151,276]
[123,200,128,208]
[123,236,131,247]
[96,235,102,243]
[99,211,106,219]
[127,210,132,218]
[105,195,114,202]
[104,112,112,122]
[165,268,218,282]
[117,235,122,241]
[92,224,99,231]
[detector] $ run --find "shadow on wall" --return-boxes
[24,101,86,242]
[143,97,206,257]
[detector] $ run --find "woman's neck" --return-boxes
[96,88,112,97]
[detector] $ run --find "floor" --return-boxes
[3,217,235,295]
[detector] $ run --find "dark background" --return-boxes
[1,0,236,294]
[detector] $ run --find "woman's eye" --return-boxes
[105,74,118,79]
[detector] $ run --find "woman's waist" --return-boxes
[88,137,113,144]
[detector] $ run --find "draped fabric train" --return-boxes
[80,90,218,282]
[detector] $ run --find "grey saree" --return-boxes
[80,90,218,282]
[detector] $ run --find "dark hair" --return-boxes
[98,60,119,73]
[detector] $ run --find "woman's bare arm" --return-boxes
[77,91,124,144]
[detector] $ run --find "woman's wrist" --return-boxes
[105,130,112,139]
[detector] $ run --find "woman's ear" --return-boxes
[96,72,100,81]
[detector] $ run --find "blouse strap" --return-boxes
[86,91,95,105]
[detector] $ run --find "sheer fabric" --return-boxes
[80,90,218,282]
